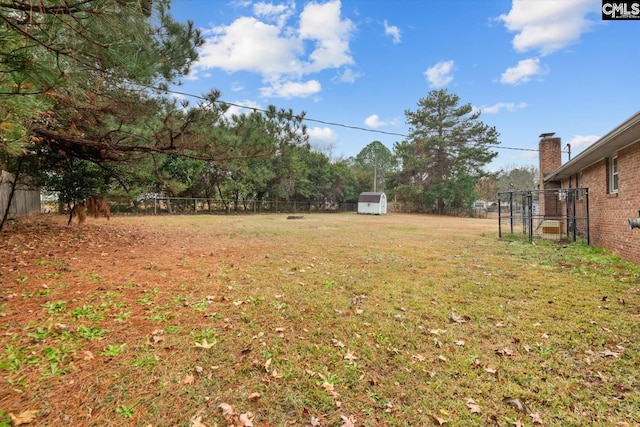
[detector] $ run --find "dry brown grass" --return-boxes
[0,213,638,426]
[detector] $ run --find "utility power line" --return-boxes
[165,87,549,153]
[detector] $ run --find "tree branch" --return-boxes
[0,0,97,15]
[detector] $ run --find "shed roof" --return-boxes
[358,192,385,203]
[544,110,640,182]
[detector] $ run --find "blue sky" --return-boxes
[168,0,640,171]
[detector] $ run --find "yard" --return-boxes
[0,213,638,426]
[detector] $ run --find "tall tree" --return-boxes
[0,1,309,225]
[393,89,500,214]
[354,141,396,192]
[496,165,538,192]
[1,0,202,158]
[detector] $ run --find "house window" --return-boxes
[609,156,619,193]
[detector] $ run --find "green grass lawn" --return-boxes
[0,213,638,426]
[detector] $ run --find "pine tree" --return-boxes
[393,89,500,214]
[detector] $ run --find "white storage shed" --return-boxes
[357,192,387,215]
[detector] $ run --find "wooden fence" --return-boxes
[0,170,42,217]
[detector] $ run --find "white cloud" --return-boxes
[195,0,355,99]
[334,68,362,84]
[307,126,338,152]
[384,20,401,44]
[498,0,599,55]
[183,69,200,81]
[481,102,528,114]
[567,134,599,152]
[230,81,244,92]
[364,114,399,128]
[425,60,454,88]
[253,1,295,28]
[500,58,547,85]
[308,126,338,141]
[222,99,263,119]
[299,0,355,72]
[364,114,384,128]
[198,17,303,77]
[260,79,321,98]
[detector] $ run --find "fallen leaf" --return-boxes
[340,415,356,427]
[331,339,345,348]
[189,415,212,427]
[600,350,619,358]
[218,403,235,417]
[455,340,465,346]
[248,392,261,401]
[429,329,447,335]
[429,412,448,425]
[194,338,215,349]
[55,323,71,332]
[466,398,481,414]
[238,412,254,426]
[496,348,515,357]
[343,350,357,362]
[9,409,38,426]
[503,397,529,413]
[183,374,195,384]
[450,311,467,324]
[322,381,336,393]
[529,412,543,424]
[484,366,498,375]
[413,354,426,362]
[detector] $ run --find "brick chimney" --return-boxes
[538,133,562,217]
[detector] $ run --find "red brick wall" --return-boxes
[539,137,562,217]
[578,142,640,264]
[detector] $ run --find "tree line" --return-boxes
[0,0,536,226]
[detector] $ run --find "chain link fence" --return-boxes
[498,189,589,243]
[120,197,358,215]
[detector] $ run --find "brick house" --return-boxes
[539,111,640,264]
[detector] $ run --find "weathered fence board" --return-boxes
[0,170,41,217]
